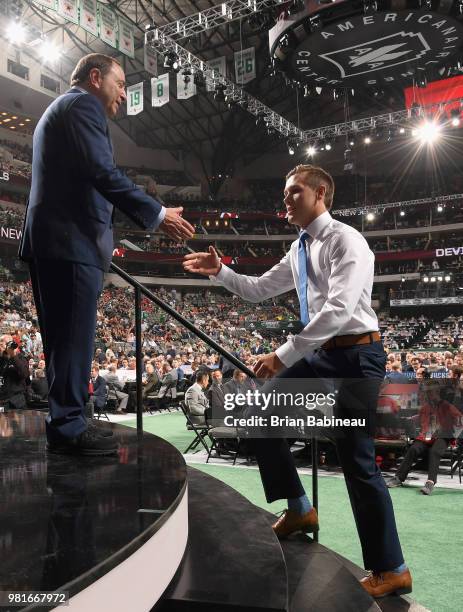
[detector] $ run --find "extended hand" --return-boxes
[159,207,195,241]
[253,352,285,378]
[183,246,221,276]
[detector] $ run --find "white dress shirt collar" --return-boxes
[301,210,332,240]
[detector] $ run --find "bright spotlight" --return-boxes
[40,40,61,62]
[399,210,405,216]
[430,276,436,283]
[437,204,443,212]
[437,276,443,282]
[6,21,26,45]
[444,275,451,282]
[423,276,429,283]
[364,136,371,144]
[366,212,375,221]
[414,120,441,145]
[325,142,332,151]
[307,146,316,157]
[451,116,460,127]
[399,127,405,134]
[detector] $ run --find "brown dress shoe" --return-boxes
[272,507,319,539]
[360,568,412,598]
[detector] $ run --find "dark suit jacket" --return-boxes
[143,371,161,397]
[30,377,49,400]
[92,375,107,409]
[19,88,163,271]
[208,381,225,412]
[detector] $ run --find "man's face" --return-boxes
[213,370,223,383]
[94,63,127,118]
[284,173,326,227]
[236,372,247,384]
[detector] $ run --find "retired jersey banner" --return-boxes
[144,45,158,76]
[127,82,143,115]
[176,72,196,99]
[98,2,117,48]
[118,16,134,58]
[56,0,78,24]
[151,74,169,107]
[35,0,56,9]
[234,47,256,85]
[79,0,98,36]
[206,56,226,91]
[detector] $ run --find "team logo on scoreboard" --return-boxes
[320,31,430,79]
[270,8,463,87]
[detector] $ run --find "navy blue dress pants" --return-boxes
[29,259,104,441]
[252,342,404,572]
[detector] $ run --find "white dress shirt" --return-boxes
[211,211,379,368]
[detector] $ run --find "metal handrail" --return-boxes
[109,262,318,536]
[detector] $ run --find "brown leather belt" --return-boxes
[321,331,381,351]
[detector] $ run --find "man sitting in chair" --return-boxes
[387,381,462,494]
[104,364,129,413]
[185,371,210,421]
[89,365,107,415]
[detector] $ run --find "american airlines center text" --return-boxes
[270,7,463,88]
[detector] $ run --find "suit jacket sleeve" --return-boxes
[64,94,164,230]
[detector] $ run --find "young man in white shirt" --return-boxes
[183,164,411,599]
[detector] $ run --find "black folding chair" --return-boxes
[179,401,210,454]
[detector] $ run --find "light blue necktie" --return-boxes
[298,232,310,325]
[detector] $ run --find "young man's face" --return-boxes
[284,173,327,228]
[94,63,127,118]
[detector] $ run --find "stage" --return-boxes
[0,411,427,612]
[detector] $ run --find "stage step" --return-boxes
[157,467,288,611]
[158,467,425,612]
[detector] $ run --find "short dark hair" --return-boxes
[196,371,209,384]
[286,164,335,210]
[70,53,120,86]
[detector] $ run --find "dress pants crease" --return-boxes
[29,259,104,440]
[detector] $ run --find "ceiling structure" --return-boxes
[0,0,461,186]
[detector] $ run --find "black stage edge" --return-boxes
[0,410,188,612]
[158,468,428,612]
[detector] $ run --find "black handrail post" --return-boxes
[135,287,143,434]
[311,435,319,542]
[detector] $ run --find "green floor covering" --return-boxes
[124,412,462,612]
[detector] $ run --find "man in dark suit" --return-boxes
[29,368,49,401]
[90,366,107,414]
[208,369,226,424]
[19,53,194,456]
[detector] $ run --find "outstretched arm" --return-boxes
[183,246,294,303]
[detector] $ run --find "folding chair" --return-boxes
[206,425,242,465]
[179,401,210,454]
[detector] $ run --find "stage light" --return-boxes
[423,276,429,283]
[401,277,406,283]
[307,145,316,157]
[445,275,451,282]
[364,136,371,144]
[163,51,180,73]
[414,120,441,145]
[287,141,295,155]
[325,141,332,151]
[214,84,226,101]
[40,40,61,63]
[193,71,206,88]
[6,21,26,45]
[438,276,443,282]
[399,210,405,216]
[430,276,436,282]
[450,108,460,127]
[366,212,375,221]
[399,127,405,134]
[437,204,444,212]
[255,112,266,128]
